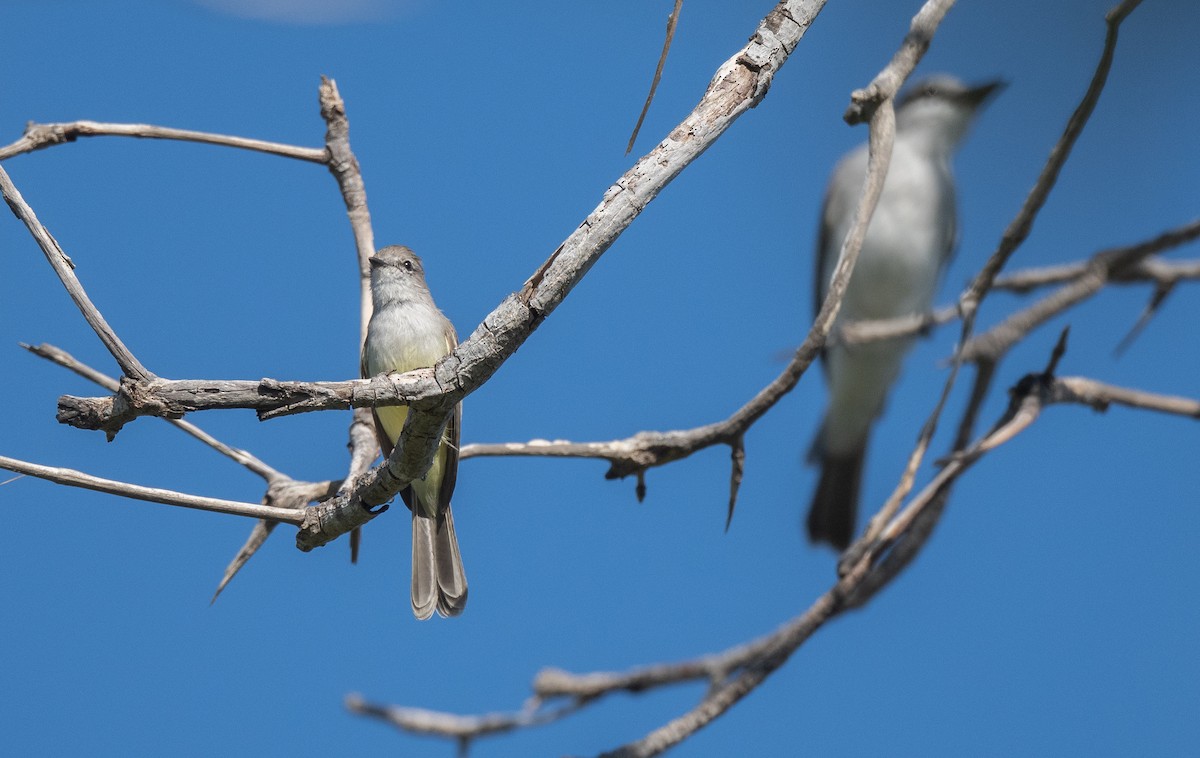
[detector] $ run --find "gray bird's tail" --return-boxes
[411,505,468,620]
[807,441,865,552]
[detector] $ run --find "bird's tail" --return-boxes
[411,505,468,620]
[806,439,865,552]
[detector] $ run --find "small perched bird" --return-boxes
[362,245,467,619]
[808,76,1003,551]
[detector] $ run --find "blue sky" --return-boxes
[2,1,1198,756]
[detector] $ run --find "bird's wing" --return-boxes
[436,324,461,509]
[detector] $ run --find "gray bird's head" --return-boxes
[369,245,433,305]
[896,75,1005,152]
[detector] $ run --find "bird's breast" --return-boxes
[364,304,452,377]
[841,149,954,321]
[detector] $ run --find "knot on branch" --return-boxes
[532,668,593,698]
[56,394,120,438]
[266,478,341,511]
[844,85,884,125]
[318,75,346,122]
[23,122,77,148]
[295,484,384,553]
[56,377,178,440]
[121,377,181,419]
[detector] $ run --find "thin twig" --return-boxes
[0,120,328,163]
[347,692,587,751]
[993,252,1200,292]
[626,0,684,155]
[210,477,342,603]
[840,222,1200,347]
[0,456,304,523]
[962,0,1144,309]
[1051,376,1200,418]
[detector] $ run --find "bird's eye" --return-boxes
[402,260,414,271]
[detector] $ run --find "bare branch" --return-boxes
[295,403,452,552]
[1113,280,1175,356]
[348,588,836,749]
[0,119,328,163]
[55,372,444,434]
[1050,376,1200,418]
[961,219,1200,364]
[842,0,957,125]
[49,0,821,456]
[319,76,376,344]
[459,226,1199,498]
[993,252,1200,292]
[0,455,304,523]
[347,693,586,752]
[836,304,959,346]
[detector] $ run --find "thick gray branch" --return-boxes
[55,372,444,436]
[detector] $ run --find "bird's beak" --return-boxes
[368,255,383,269]
[964,79,1006,108]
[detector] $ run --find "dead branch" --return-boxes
[0,120,328,163]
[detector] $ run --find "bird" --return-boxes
[807,75,1003,551]
[361,245,468,618]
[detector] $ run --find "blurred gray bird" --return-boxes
[362,245,467,619]
[808,76,1003,550]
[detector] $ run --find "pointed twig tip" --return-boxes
[724,439,745,532]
